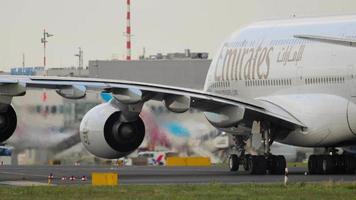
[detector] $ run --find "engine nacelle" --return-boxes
[80,102,145,159]
[204,105,245,128]
[0,104,17,143]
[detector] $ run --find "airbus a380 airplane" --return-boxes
[1,15,356,175]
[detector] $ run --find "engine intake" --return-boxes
[80,102,145,159]
[104,111,145,153]
[0,104,17,143]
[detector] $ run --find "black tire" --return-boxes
[271,155,286,175]
[309,155,329,174]
[266,155,276,174]
[246,156,255,174]
[315,155,325,174]
[256,155,267,175]
[322,155,337,174]
[243,154,251,171]
[229,154,239,172]
[308,155,319,174]
[344,155,356,174]
[335,155,346,174]
[247,155,267,175]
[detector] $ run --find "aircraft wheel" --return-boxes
[243,155,250,171]
[270,155,286,175]
[322,155,337,174]
[335,155,345,174]
[247,155,266,175]
[344,155,356,174]
[309,154,356,175]
[229,154,239,172]
[308,155,322,174]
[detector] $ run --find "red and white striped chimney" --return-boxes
[126,0,131,60]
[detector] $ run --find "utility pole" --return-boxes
[41,29,54,68]
[22,53,25,68]
[126,0,132,60]
[75,47,83,68]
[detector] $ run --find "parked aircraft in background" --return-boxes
[0,145,12,156]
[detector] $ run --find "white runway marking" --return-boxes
[0,171,46,177]
[0,181,52,186]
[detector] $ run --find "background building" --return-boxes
[89,50,211,89]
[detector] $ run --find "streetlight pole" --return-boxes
[41,29,54,69]
[74,47,83,69]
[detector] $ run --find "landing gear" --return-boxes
[308,154,356,174]
[262,124,286,175]
[228,122,286,175]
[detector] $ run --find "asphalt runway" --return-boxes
[0,165,356,186]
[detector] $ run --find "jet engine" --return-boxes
[0,104,17,143]
[79,102,145,159]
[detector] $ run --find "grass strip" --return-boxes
[0,182,356,200]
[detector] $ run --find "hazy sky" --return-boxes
[1,0,356,70]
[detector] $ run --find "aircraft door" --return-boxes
[347,66,356,135]
[350,66,356,100]
[296,66,303,93]
[297,67,303,79]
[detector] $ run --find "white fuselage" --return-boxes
[204,15,356,147]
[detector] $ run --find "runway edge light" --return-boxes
[91,172,118,186]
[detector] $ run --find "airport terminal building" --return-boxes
[88,50,211,89]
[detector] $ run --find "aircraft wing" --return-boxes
[0,75,306,129]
